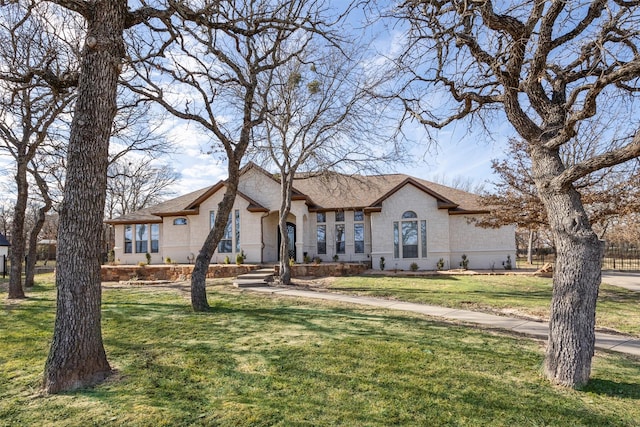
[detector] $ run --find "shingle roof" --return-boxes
[106,163,487,224]
[292,172,486,212]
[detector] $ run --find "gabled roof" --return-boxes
[106,162,487,224]
[291,171,487,213]
[0,233,10,246]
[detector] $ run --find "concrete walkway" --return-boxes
[242,286,640,357]
[602,272,640,292]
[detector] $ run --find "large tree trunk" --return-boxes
[191,165,241,311]
[43,0,126,393]
[531,146,601,388]
[277,172,294,286]
[8,158,27,299]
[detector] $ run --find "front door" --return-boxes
[277,222,296,261]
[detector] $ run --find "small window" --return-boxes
[218,213,232,253]
[335,224,345,254]
[335,211,344,222]
[354,210,364,221]
[135,224,148,253]
[317,212,326,223]
[402,211,417,219]
[151,224,160,253]
[317,225,326,254]
[124,225,132,254]
[354,223,364,253]
[173,218,188,225]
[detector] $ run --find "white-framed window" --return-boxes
[317,224,326,254]
[124,225,132,254]
[218,213,233,253]
[135,224,148,253]
[335,224,345,254]
[150,224,160,253]
[173,218,187,225]
[354,223,364,253]
[394,211,427,259]
[124,223,160,255]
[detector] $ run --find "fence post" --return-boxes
[1,255,5,279]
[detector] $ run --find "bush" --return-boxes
[436,258,445,270]
[410,262,419,272]
[223,256,230,264]
[460,254,469,270]
[502,255,513,270]
[333,254,339,262]
[145,252,151,265]
[164,257,172,264]
[379,257,385,271]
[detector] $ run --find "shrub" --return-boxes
[137,261,146,267]
[145,252,151,265]
[289,257,295,266]
[303,254,311,263]
[164,257,172,264]
[410,262,419,272]
[379,257,385,271]
[502,255,513,270]
[313,256,322,264]
[460,254,469,270]
[436,258,445,270]
[223,256,230,265]
[333,254,339,262]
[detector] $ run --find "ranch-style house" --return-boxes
[106,162,515,271]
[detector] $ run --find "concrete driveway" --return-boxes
[601,272,640,292]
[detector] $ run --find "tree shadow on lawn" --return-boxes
[583,378,640,400]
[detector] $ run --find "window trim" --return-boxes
[173,217,188,225]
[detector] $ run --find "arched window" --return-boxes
[394,212,427,259]
[173,218,188,225]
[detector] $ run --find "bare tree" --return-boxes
[0,1,77,298]
[106,157,177,219]
[254,44,394,285]
[389,1,640,387]
[126,0,341,311]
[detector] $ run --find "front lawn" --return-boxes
[1,275,639,426]
[327,275,640,336]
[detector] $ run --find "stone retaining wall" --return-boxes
[101,264,258,282]
[101,262,370,282]
[276,263,370,277]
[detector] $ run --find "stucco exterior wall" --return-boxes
[109,168,516,272]
[448,215,516,270]
[371,184,451,271]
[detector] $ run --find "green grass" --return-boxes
[327,275,640,336]
[1,275,639,426]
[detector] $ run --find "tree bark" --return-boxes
[7,157,27,299]
[190,164,241,311]
[277,171,295,286]
[531,145,601,388]
[43,0,126,393]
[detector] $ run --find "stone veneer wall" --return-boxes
[102,262,370,282]
[275,263,370,277]
[101,264,258,282]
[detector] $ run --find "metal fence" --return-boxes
[517,246,640,271]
